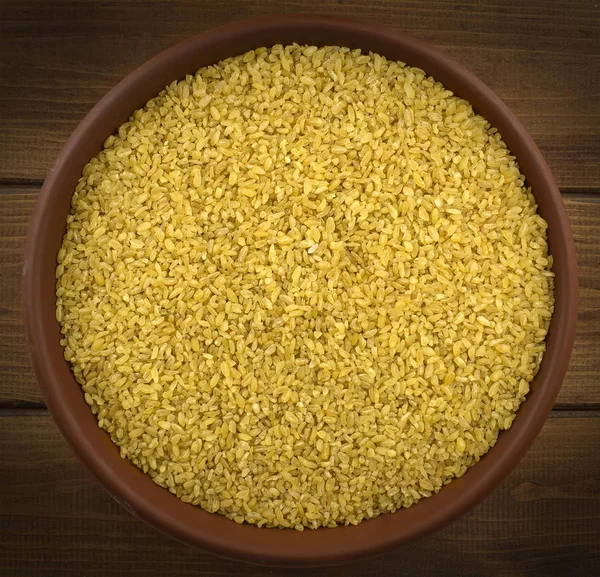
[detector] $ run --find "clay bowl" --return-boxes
[22,13,578,568]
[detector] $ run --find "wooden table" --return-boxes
[1,1,599,575]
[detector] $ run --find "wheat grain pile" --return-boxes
[56,45,554,529]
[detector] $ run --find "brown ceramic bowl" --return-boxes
[22,14,578,567]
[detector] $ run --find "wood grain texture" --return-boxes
[2,190,596,407]
[0,0,599,188]
[0,411,598,577]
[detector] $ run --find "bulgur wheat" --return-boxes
[56,44,554,529]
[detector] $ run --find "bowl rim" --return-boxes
[22,13,579,567]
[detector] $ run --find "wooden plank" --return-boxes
[0,189,38,406]
[566,195,600,408]
[0,0,598,188]
[0,411,598,576]
[1,190,598,407]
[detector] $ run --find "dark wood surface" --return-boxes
[0,1,599,575]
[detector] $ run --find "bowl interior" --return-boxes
[22,14,578,567]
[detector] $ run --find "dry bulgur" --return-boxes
[56,44,554,529]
